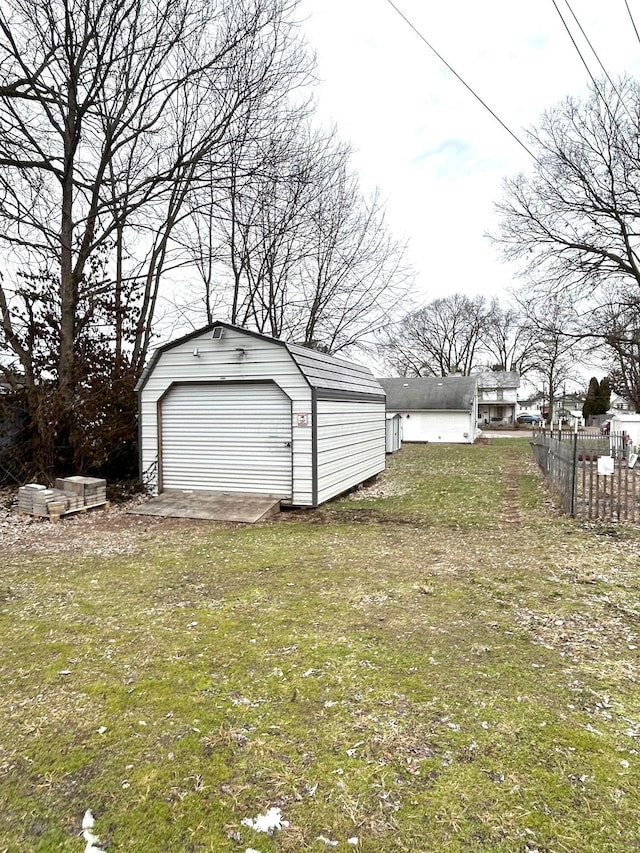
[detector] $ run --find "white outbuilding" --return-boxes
[136,322,386,507]
[385,413,402,453]
[610,412,640,450]
[378,376,478,444]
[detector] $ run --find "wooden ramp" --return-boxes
[129,490,281,523]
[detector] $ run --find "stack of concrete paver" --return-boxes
[57,476,107,506]
[17,476,108,519]
[17,483,47,514]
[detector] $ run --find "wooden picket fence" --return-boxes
[530,428,639,523]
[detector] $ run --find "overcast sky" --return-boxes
[300,0,640,309]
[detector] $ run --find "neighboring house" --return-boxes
[378,376,478,443]
[610,393,632,412]
[475,371,520,426]
[517,392,546,420]
[559,392,587,427]
[136,322,386,507]
[562,392,587,412]
[517,391,583,423]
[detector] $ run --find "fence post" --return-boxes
[570,429,579,516]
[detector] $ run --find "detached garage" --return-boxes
[379,376,478,444]
[136,322,386,507]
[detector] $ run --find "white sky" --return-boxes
[300,0,640,309]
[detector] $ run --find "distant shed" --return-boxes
[136,322,386,507]
[610,412,640,449]
[385,413,402,453]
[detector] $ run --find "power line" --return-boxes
[560,0,623,95]
[551,0,607,102]
[624,0,640,47]
[553,0,635,124]
[383,0,537,162]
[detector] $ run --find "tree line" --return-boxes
[1,1,639,484]
[384,74,640,420]
[380,291,588,419]
[0,0,412,482]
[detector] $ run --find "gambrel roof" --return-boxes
[136,322,385,401]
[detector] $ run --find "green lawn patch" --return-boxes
[1,441,639,851]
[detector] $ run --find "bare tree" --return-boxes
[383,293,492,376]
[298,174,413,354]
[516,292,582,424]
[493,76,640,403]
[495,77,640,296]
[482,299,537,376]
[179,117,413,354]
[229,123,326,338]
[0,0,307,474]
[173,33,316,331]
[589,289,640,411]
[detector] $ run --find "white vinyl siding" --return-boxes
[160,382,293,496]
[316,401,386,504]
[139,327,313,503]
[138,324,387,507]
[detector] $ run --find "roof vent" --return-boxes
[211,327,224,340]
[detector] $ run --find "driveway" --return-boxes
[480,428,534,439]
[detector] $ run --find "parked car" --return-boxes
[517,413,542,425]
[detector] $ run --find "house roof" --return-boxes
[136,321,385,399]
[378,376,478,411]
[474,370,520,390]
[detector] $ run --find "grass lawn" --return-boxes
[1,440,639,852]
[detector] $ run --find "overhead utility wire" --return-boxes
[551,0,607,100]
[561,0,624,95]
[624,0,640,47]
[553,0,635,124]
[383,0,537,162]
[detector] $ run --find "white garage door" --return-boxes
[160,382,292,496]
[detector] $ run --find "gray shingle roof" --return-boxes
[287,342,383,397]
[378,376,478,411]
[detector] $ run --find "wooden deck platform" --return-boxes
[128,490,281,523]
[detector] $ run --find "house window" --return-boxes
[478,389,484,400]
[497,389,503,401]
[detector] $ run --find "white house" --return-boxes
[136,323,387,507]
[378,376,478,443]
[475,371,520,426]
[610,393,632,413]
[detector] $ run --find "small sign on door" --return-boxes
[296,413,310,427]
